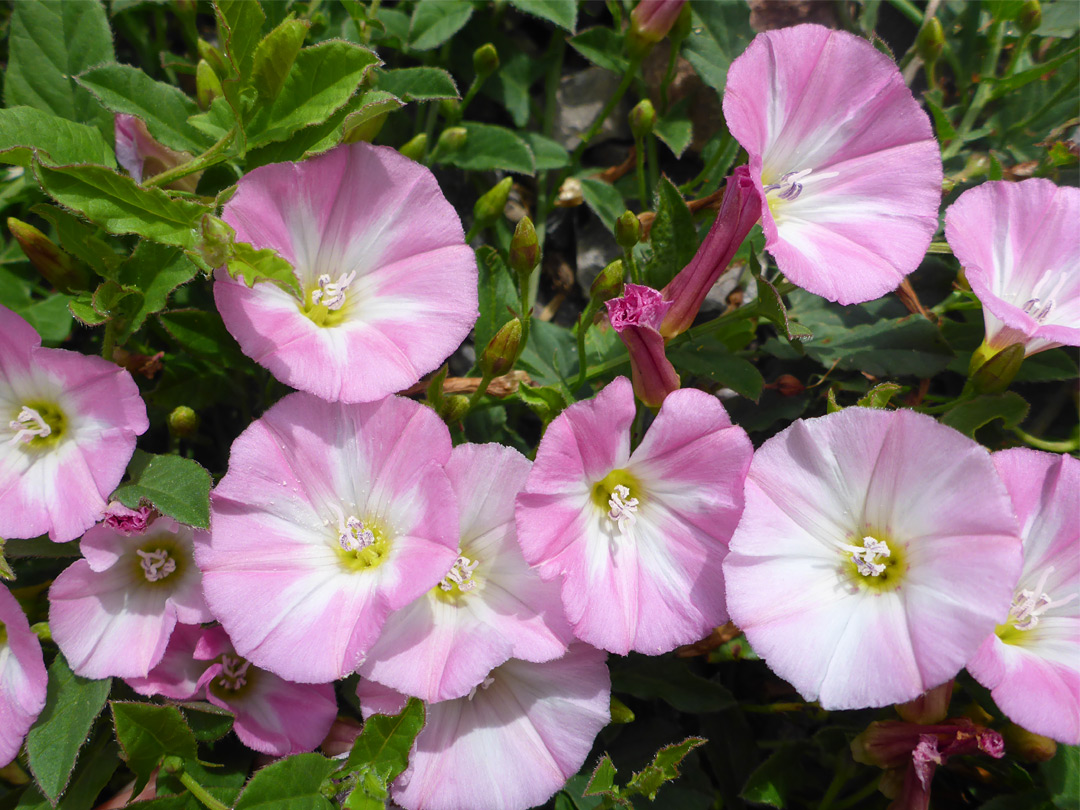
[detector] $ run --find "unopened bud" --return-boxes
[774,374,805,397]
[196,59,223,109]
[167,406,200,438]
[629,99,655,140]
[916,17,944,66]
[197,39,228,79]
[7,217,89,293]
[473,177,513,230]
[479,318,522,378]
[439,98,460,120]
[440,394,470,424]
[198,214,235,268]
[509,217,539,277]
[1019,0,1041,33]
[399,133,428,162]
[970,342,1025,394]
[615,210,641,250]
[473,43,499,79]
[628,0,687,57]
[436,126,468,155]
[610,696,635,724]
[590,260,626,304]
[1002,723,1057,762]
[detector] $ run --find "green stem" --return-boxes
[465,370,496,414]
[569,58,641,166]
[942,20,1005,160]
[1003,31,1032,77]
[533,31,566,257]
[817,757,852,810]
[624,247,641,285]
[574,313,591,390]
[634,136,647,207]
[143,126,237,189]
[887,0,924,26]
[178,771,229,810]
[646,133,659,199]
[742,702,810,714]
[1011,427,1080,453]
[830,776,884,810]
[101,319,118,361]
[458,76,484,121]
[464,222,480,243]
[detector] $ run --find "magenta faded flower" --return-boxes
[0,585,47,768]
[0,305,148,543]
[966,449,1079,744]
[723,25,942,304]
[114,114,201,192]
[360,443,571,702]
[357,643,611,810]
[214,141,478,403]
[49,516,212,679]
[102,501,154,535]
[724,408,1023,710]
[516,376,752,655]
[660,166,761,339]
[198,391,460,684]
[606,284,680,408]
[945,179,1080,358]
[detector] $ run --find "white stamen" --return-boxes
[467,675,495,700]
[607,484,639,536]
[1008,566,1078,631]
[1022,297,1055,323]
[310,271,357,311]
[137,548,177,582]
[330,504,375,552]
[440,553,479,593]
[842,536,891,577]
[8,406,51,445]
[218,655,251,690]
[762,168,839,203]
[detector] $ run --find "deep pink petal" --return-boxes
[0,585,47,767]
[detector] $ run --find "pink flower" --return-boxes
[102,501,154,535]
[966,449,1080,744]
[197,391,460,684]
[630,0,686,46]
[724,407,1022,710]
[516,376,753,655]
[114,114,201,192]
[722,25,942,304]
[126,622,206,700]
[359,443,571,702]
[659,166,761,339]
[214,141,478,403]
[49,516,212,679]
[945,179,1080,357]
[0,585,47,768]
[0,306,148,543]
[356,643,611,810]
[606,285,680,408]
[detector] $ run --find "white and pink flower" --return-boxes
[0,585,47,768]
[0,305,148,543]
[516,376,753,655]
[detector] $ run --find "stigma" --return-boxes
[440,554,479,593]
[844,536,891,577]
[218,655,251,690]
[137,549,177,582]
[1008,567,1077,631]
[9,406,51,444]
[763,168,838,203]
[607,484,639,536]
[311,271,357,311]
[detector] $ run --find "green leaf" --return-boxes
[668,335,764,401]
[376,67,459,101]
[516,383,569,427]
[15,730,120,810]
[177,701,235,743]
[226,241,302,299]
[756,277,814,344]
[31,204,123,277]
[342,91,406,141]
[75,64,208,154]
[1043,744,1080,810]
[569,27,628,74]
[507,0,577,30]
[338,698,424,804]
[5,0,115,130]
[33,163,212,250]
[14,292,75,344]
[112,702,198,797]
[251,18,311,102]
[521,132,570,170]
[91,279,143,332]
[683,2,755,91]
[579,177,625,232]
[0,107,115,169]
[856,382,903,409]
[245,41,380,150]
[112,450,213,529]
[923,91,958,140]
[989,48,1080,99]
[627,737,707,801]
[475,246,519,354]
[738,742,810,808]
[438,123,535,174]
[654,101,694,158]
[518,319,579,388]
[584,756,629,807]
[409,0,473,51]
[941,392,1030,438]
[611,656,736,713]
[158,309,248,366]
[646,176,697,288]
[25,654,112,806]
[234,753,335,810]
[115,241,199,340]
[216,0,266,82]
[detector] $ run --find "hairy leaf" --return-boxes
[112,450,213,529]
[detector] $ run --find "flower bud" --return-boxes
[615,210,641,250]
[196,59,223,109]
[439,98,461,120]
[436,126,468,155]
[969,342,1025,394]
[1019,0,1041,33]
[473,177,513,230]
[896,680,953,725]
[1002,722,1057,762]
[629,99,656,140]
[473,43,499,79]
[774,374,805,397]
[590,259,626,304]
[198,214,235,268]
[197,39,228,79]
[509,217,540,277]
[399,133,428,162]
[167,405,200,438]
[479,318,522,378]
[916,17,944,66]
[7,217,89,293]
[610,696,635,724]
[628,0,687,56]
[440,394,471,424]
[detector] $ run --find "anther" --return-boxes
[440,554,479,593]
[843,536,891,577]
[8,406,51,444]
[137,549,177,582]
[218,655,251,690]
[310,271,357,311]
[607,484,639,536]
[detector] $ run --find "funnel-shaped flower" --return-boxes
[966,449,1079,744]
[214,141,478,403]
[516,376,752,655]
[945,179,1080,357]
[660,166,761,339]
[0,585,47,768]
[197,391,459,684]
[724,407,1022,710]
[49,516,212,679]
[114,114,201,192]
[723,24,942,304]
[0,306,148,543]
[606,285,680,408]
[356,643,611,810]
[359,443,571,702]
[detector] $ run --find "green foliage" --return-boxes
[507,0,578,32]
[251,18,312,103]
[942,392,1031,437]
[224,241,303,298]
[585,738,707,808]
[376,67,459,102]
[14,730,120,810]
[646,177,698,288]
[333,698,425,809]
[475,246,519,354]
[409,0,473,51]
[111,702,198,796]
[233,754,336,810]
[682,2,756,91]
[112,450,213,529]
[437,123,535,174]
[0,108,115,169]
